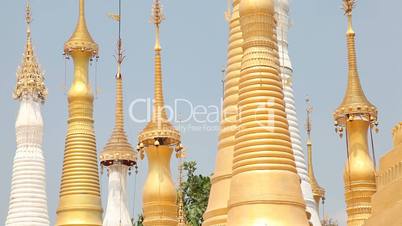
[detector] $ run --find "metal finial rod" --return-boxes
[25,0,32,25]
[118,0,121,40]
[305,97,313,136]
[116,0,124,68]
[109,0,125,74]
[25,0,32,39]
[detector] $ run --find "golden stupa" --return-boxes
[364,123,402,226]
[203,0,242,225]
[220,0,309,225]
[55,0,103,225]
[333,1,378,226]
[137,0,184,225]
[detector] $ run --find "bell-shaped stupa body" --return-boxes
[226,0,309,225]
[333,1,377,226]
[276,0,322,225]
[6,2,49,225]
[137,1,182,225]
[203,1,242,225]
[55,0,103,225]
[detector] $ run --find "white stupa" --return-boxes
[5,2,49,226]
[99,1,137,225]
[276,0,322,225]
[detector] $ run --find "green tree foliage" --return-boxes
[132,161,211,226]
[182,161,212,226]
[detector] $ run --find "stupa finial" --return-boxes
[334,0,378,133]
[13,0,47,102]
[138,0,181,148]
[100,0,136,167]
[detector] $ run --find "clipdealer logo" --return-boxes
[128,98,277,133]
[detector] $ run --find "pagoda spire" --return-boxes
[100,1,137,225]
[6,2,50,225]
[55,0,102,225]
[138,0,180,147]
[13,0,47,102]
[100,0,136,168]
[137,1,183,225]
[333,1,377,225]
[334,0,377,126]
[64,0,98,55]
[305,98,325,211]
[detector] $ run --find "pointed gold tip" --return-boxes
[64,0,98,56]
[14,0,47,102]
[334,0,377,126]
[305,97,313,137]
[138,0,181,147]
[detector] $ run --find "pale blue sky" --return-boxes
[1,1,402,226]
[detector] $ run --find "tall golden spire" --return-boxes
[64,0,98,56]
[138,1,183,225]
[306,98,325,210]
[138,0,180,147]
[14,0,47,102]
[333,1,377,226]
[334,0,377,129]
[56,0,102,225]
[100,0,136,167]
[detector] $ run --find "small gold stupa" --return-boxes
[333,1,378,226]
[55,0,103,225]
[137,0,184,225]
